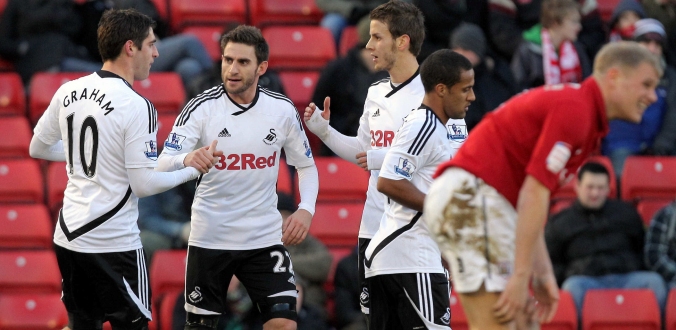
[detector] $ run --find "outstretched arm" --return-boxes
[304,97,363,164]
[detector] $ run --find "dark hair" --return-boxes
[577,161,610,181]
[541,0,580,28]
[220,25,269,64]
[370,0,425,56]
[420,50,473,93]
[97,9,156,62]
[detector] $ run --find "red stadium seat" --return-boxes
[0,204,52,249]
[551,155,616,200]
[0,293,68,329]
[149,249,187,304]
[0,72,26,116]
[279,71,319,109]
[159,290,182,330]
[169,0,246,31]
[0,57,14,72]
[28,72,88,124]
[310,202,362,247]
[183,25,224,62]
[46,162,67,216]
[339,26,360,57]
[621,156,676,202]
[150,0,168,22]
[263,26,336,71]
[133,73,186,114]
[597,0,621,23]
[313,157,369,203]
[449,292,468,330]
[277,158,292,196]
[0,0,7,17]
[0,159,44,204]
[156,114,177,150]
[667,289,676,330]
[582,289,661,330]
[543,290,578,330]
[249,0,323,27]
[0,116,31,159]
[0,250,61,294]
[325,246,351,290]
[636,199,671,226]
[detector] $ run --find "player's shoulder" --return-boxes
[175,84,225,126]
[259,87,297,116]
[370,77,391,87]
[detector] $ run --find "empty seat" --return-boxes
[0,72,26,116]
[0,159,44,204]
[313,157,369,203]
[0,204,53,249]
[46,162,68,216]
[310,202,363,247]
[133,73,186,114]
[277,157,293,196]
[0,293,68,329]
[249,0,323,27]
[279,71,319,109]
[667,289,676,330]
[0,250,61,294]
[149,249,187,304]
[582,289,660,330]
[28,72,88,124]
[183,25,224,62]
[159,290,182,330]
[552,155,616,200]
[263,26,336,71]
[636,199,671,226]
[621,156,676,201]
[543,290,578,330]
[449,292,468,330]
[0,116,31,158]
[169,0,246,31]
[156,114,176,151]
[339,26,359,57]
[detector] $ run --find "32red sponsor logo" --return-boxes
[370,130,394,147]
[215,151,276,170]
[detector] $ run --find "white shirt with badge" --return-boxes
[364,106,465,277]
[160,85,315,250]
[33,71,159,253]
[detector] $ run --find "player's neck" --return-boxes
[388,54,419,84]
[101,61,134,85]
[421,96,448,124]
[228,85,258,105]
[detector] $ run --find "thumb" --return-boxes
[209,139,218,155]
[322,96,331,120]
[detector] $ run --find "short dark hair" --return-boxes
[220,25,269,65]
[97,9,156,62]
[541,0,580,28]
[370,0,425,56]
[577,161,610,181]
[420,50,473,93]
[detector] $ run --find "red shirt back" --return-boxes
[436,78,609,207]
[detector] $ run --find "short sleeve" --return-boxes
[124,100,160,168]
[379,114,429,181]
[526,104,590,191]
[283,107,315,168]
[33,92,63,145]
[159,104,205,159]
[446,118,468,157]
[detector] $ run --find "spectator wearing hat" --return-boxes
[311,17,389,155]
[451,23,517,132]
[608,0,646,42]
[510,0,592,91]
[602,18,676,176]
[641,0,676,65]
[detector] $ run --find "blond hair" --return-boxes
[593,41,663,78]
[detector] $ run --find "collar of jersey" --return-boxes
[225,84,260,116]
[385,68,420,98]
[418,104,443,125]
[96,70,132,88]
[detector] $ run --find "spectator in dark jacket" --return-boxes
[546,161,667,316]
[645,200,676,289]
[451,23,517,132]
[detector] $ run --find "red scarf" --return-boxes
[542,29,582,85]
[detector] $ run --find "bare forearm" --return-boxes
[377,177,425,212]
[514,176,550,278]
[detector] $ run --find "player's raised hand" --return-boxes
[356,152,368,170]
[184,139,222,174]
[304,97,331,140]
[281,209,312,246]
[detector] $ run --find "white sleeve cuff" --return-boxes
[366,148,388,170]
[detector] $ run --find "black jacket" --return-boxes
[545,199,646,286]
[465,56,517,132]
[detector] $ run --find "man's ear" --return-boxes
[397,34,411,52]
[124,40,135,57]
[435,83,446,97]
[257,60,269,76]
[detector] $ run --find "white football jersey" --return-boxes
[33,71,159,253]
[160,85,315,250]
[364,105,460,277]
[357,71,425,238]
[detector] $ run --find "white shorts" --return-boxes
[424,167,516,293]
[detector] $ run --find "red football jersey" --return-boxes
[436,78,609,207]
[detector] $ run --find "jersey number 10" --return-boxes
[66,113,99,178]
